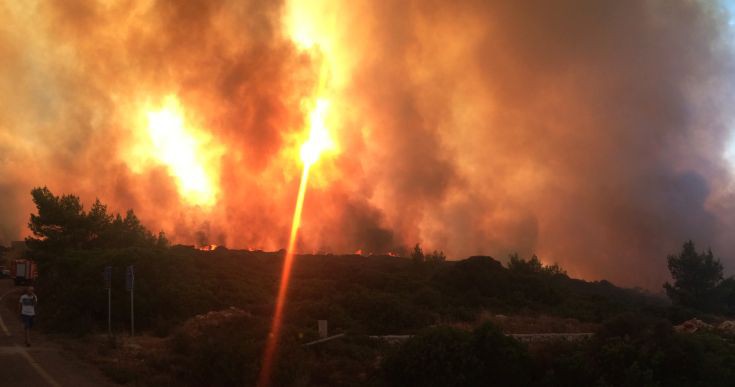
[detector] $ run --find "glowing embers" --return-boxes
[133,95,221,207]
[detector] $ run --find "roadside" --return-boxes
[0,279,115,387]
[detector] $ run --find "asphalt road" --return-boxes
[0,279,114,387]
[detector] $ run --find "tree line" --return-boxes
[17,187,735,386]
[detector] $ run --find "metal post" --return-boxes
[130,283,134,336]
[126,265,135,337]
[107,287,111,337]
[104,265,112,337]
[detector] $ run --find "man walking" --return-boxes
[18,286,37,347]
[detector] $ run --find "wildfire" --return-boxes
[130,95,221,207]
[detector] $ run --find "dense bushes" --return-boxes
[35,247,665,338]
[169,308,306,386]
[536,314,735,387]
[35,247,277,335]
[431,256,660,322]
[383,317,735,387]
[382,323,533,387]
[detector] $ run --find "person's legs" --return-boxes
[22,315,32,346]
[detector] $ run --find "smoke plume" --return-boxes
[1,0,734,288]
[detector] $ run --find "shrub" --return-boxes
[534,313,735,387]
[382,326,479,387]
[170,308,306,386]
[382,323,533,387]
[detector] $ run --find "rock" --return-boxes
[674,318,712,333]
[717,320,735,334]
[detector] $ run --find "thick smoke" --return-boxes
[1,0,734,288]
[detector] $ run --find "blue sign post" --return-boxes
[104,266,112,336]
[126,266,135,336]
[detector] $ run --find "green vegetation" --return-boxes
[537,314,735,386]
[26,186,168,256]
[411,243,446,264]
[384,314,735,387]
[383,323,533,387]
[664,240,735,315]
[20,188,735,386]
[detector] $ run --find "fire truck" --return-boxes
[11,259,37,286]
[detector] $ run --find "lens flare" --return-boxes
[257,164,310,387]
[258,3,335,386]
[258,99,332,386]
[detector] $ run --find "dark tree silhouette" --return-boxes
[26,187,167,255]
[411,243,425,263]
[426,249,447,263]
[27,187,90,253]
[663,240,723,311]
[507,253,566,276]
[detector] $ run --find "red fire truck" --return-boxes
[12,259,37,286]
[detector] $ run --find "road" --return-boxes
[0,279,114,387]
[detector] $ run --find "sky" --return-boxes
[1,0,735,289]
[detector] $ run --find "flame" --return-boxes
[300,98,333,166]
[196,244,218,251]
[131,95,221,207]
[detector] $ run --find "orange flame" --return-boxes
[196,244,218,251]
[300,98,333,166]
[129,95,222,207]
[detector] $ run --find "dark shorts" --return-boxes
[21,315,34,329]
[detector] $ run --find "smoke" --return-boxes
[1,0,734,288]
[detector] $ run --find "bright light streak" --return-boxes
[257,164,311,387]
[258,79,333,387]
[259,95,332,385]
[258,2,337,384]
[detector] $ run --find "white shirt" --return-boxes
[19,294,37,316]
